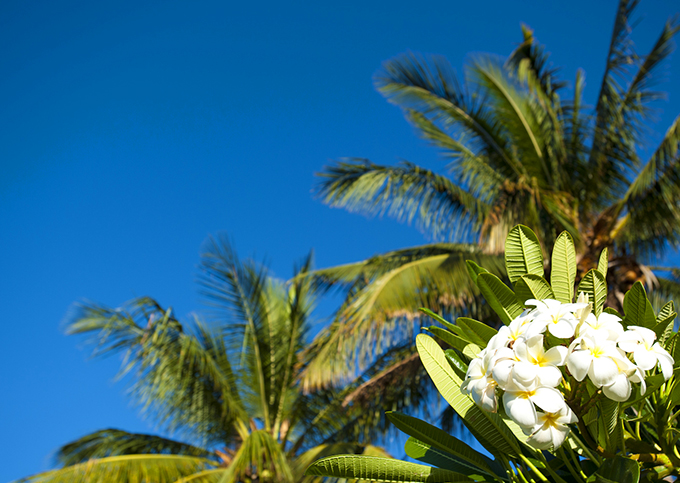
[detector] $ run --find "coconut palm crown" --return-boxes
[18,237,393,483]
[305,0,680,389]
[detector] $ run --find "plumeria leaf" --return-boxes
[653,301,676,343]
[505,225,544,284]
[420,308,456,331]
[597,248,609,279]
[403,438,492,480]
[426,326,470,352]
[589,455,640,483]
[476,273,524,324]
[462,343,481,359]
[416,334,522,458]
[514,274,554,303]
[444,349,469,379]
[386,412,497,475]
[304,455,474,482]
[577,269,607,316]
[465,260,489,285]
[550,231,577,303]
[456,317,498,346]
[623,281,656,329]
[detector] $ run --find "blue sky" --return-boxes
[2,1,680,481]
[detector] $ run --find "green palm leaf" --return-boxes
[18,455,213,483]
[316,159,486,241]
[56,429,213,467]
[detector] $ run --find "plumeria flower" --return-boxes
[601,349,638,401]
[490,347,520,390]
[461,349,498,412]
[577,312,624,342]
[525,404,578,450]
[566,336,629,387]
[526,299,587,339]
[618,326,675,380]
[502,379,566,428]
[492,309,536,348]
[512,335,567,388]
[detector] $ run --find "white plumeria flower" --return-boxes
[490,347,520,390]
[618,326,675,380]
[502,379,566,428]
[512,335,567,388]
[461,349,498,412]
[577,312,624,341]
[566,336,629,387]
[526,299,587,339]
[492,309,536,348]
[525,404,578,450]
[601,349,638,402]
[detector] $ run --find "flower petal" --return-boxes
[633,348,658,371]
[589,357,619,387]
[537,365,563,387]
[531,387,565,413]
[602,374,631,402]
[544,346,567,366]
[503,393,537,427]
[566,350,592,382]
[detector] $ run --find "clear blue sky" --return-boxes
[2,1,679,481]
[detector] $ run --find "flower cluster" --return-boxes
[461,295,674,450]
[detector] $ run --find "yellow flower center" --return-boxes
[542,412,560,426]
[590,346,605,358]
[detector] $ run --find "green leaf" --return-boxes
[504,225,544,284]
[597,248,609,279]
[426,326,470,352]
[462,343,481,359]
[466,260,489,285]
[404,438,494,481]
[577,269,607,317]
[623,282,655,329]
[550,231,577,303]
[420,308,456,332]
[386,412,496,474]
[445,349,469,379]
[305,455,474,482]
[476,273,524,325]
[653,301,676,343]
[456,317,498,346]
[19,455,214,483]
[514,274,554,304]
[416,334,521,457]
[586,455,639,483]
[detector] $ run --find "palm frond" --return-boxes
[301,245,504,389]
[315,159,487,241]
[18,455,213,483]
[56,429,213,467]
[468,57,549,184]
[375,52,522,179]
[587,0,641,203]
[404,109,505,197]
[198,235,287,432]
[612,114,680,256]
[219,430,293,483]
[66,299,243,446]
[506,24,567,100]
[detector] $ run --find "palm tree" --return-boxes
[304,0,680,389]
[19,237,397,483]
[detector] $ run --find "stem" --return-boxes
[535,451,570,483]
[518,454,548,483]
[558,447,585,483]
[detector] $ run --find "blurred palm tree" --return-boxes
[304,0,680,389]
[19,237,413,483]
